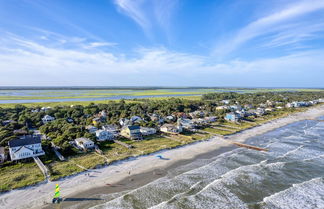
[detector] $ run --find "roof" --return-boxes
[127,125,140,130]
[75,137,93,143]
[8,135,41,147]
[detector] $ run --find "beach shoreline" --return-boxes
[0,104,323,209]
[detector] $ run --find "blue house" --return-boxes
[225,112,241,122]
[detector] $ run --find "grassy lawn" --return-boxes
[0,162,44,193]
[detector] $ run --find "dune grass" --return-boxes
[0,162,44,193]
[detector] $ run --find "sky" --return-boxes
[0,0,324,87]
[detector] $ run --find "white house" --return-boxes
[160,124,183,134]
[95,130,115,141]
[41,106,51,112]
[8,135,45,161]
[86,125,98,134]
[75,138,95,149]
[140,127,157,136]
[0,147,6,164]
[42,115,55,124]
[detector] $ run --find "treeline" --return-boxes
[202,91,324,105]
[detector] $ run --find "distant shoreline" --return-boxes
[1,104,323,209]
[0,86,323,90]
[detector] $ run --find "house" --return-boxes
[172,112,187,119]
[2,120,16,126]
[265,108,274,112]
[41,106,51,112]
[8,135,45,161]
[0,147,6,164]
[179,118,196,129]
[191,118,207,125]
[225,112,241,122]
[130,116,143,123]
[160,124,183,134]
[75,138,95,149]
[86,125,98,134]
[189,111,205,119]
[99,110,107,118]
[140,127,157,136]
[120,125,143,140]
[216,106,228,111]
[204,116,217,123]
[221,100,230,104]
[66,118,74,123]
[149,114,164,123]
[119,118,131,126]
[92,117,101,125]
[244,104,254,109]
[230,105,242,111]
[164,115,175,122]
[149,113,160,121]
[256,108,266,116]
[102,125,119,135]
[42,115,55,124]
[95,130,115,141]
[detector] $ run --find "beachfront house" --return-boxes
[179,118,196,130]
[225,112,241,122]
[120,125,143,140]
[0,147,6,164]
[75,138,95,150]
[160,124,183,134]
[8,135,45,161]
[140,127,157,136]
[86,125,98,134]
[95,130,115,141]
[102,125,119,135]
[42,115,55,124]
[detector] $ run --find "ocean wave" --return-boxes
[261,177,324,209]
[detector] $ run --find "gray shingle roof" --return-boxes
[8,135,41,147]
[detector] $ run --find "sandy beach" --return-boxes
[1,105,323,209]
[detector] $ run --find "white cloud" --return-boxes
[0,33,324,87]
[214,0,324,56]
[114,0,178,39]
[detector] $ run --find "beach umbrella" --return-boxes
[52,184,61,204]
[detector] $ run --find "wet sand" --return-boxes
[43,146,235,209]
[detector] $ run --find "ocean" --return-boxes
[83,118,324,209]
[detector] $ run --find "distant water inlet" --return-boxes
[90,118,324,209]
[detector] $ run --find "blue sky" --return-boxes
[0,0,324,87]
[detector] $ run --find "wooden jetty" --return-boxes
[229,141,268,152]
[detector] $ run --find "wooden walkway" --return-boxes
[51,142,65,161]
[33,157,50,180]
